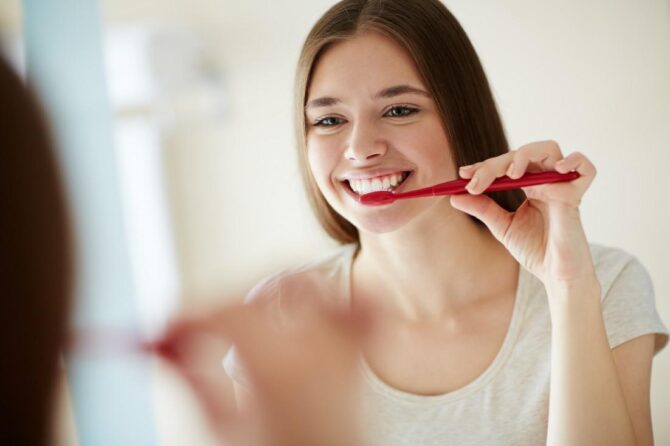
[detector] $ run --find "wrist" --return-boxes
[544,274,602,311]
[544,273,600,292]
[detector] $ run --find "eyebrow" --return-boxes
[305,84,431,111]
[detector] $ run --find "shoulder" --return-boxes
[588,243,650,301]
[244,244,357,308]
[589,242,633,267]
[589,243,669,352]
[223,244,357,387]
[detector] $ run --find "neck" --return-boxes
[353,199,518,322]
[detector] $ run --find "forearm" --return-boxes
[546,277,637,446]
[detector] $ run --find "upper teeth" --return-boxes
[347,172,408,195]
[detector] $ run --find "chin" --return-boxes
[339,192,458,237]
[354,216,408,234]
[339,201,426,235]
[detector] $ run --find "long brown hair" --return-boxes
[294,0,526,244]
[0,56,73,446]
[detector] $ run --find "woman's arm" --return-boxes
[612,334,656,446]
[546,277,652,446]
[450,141,656,446]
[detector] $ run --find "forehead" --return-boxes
[308,31,426,99]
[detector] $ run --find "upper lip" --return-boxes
[338,168,412,181]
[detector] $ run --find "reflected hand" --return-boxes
[155,298,369,446]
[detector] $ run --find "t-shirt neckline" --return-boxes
[341,244,529,404]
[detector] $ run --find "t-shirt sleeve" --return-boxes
[601,256,669,354]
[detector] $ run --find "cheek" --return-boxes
[398,122,454,173]
[307,139,341,188]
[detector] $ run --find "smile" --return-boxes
[342,171,411,195]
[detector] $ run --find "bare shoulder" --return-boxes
[245,244,357,310]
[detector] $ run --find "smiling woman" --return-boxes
[294,0,526,243]
[212,1,670,445]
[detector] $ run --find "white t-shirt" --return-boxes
[223,243,669,446]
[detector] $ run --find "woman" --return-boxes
[220,1,668,445]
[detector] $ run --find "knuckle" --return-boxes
[545,139,560,149]
[518,144,532,154]
[472,167,486,179]
[546,140,563,156]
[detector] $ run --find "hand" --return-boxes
[154,298,369,446]
[449,140,597,286]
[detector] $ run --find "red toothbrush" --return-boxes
[358,170,580,206]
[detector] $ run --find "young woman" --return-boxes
[220,0,668,444]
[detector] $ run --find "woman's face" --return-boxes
[305,31,458,234]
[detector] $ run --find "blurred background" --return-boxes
[1,0,669,444]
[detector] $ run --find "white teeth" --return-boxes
[346,172,409,195]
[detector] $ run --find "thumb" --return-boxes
[449,194,512,242]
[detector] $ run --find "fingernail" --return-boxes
[506,163,515,177]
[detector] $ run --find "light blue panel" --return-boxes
[22,1,158,445]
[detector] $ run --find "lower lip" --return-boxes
[341,172,413,204]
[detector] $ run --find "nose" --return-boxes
[344,121,387,162]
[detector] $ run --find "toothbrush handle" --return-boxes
[433,170,581,195]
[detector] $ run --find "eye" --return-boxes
[384,105,419,118]
[314,116,346,127]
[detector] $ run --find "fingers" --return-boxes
[521,150,596,205]
[155,299,369,446]
[554,151,597,188]
[453,141,597,224]
[459,140,565,195]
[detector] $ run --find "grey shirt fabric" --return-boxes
[223,243,669,445]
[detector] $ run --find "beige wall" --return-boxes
[2,0,669,444]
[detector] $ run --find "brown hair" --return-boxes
[294,0,526,244]
[0,56,73,445]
